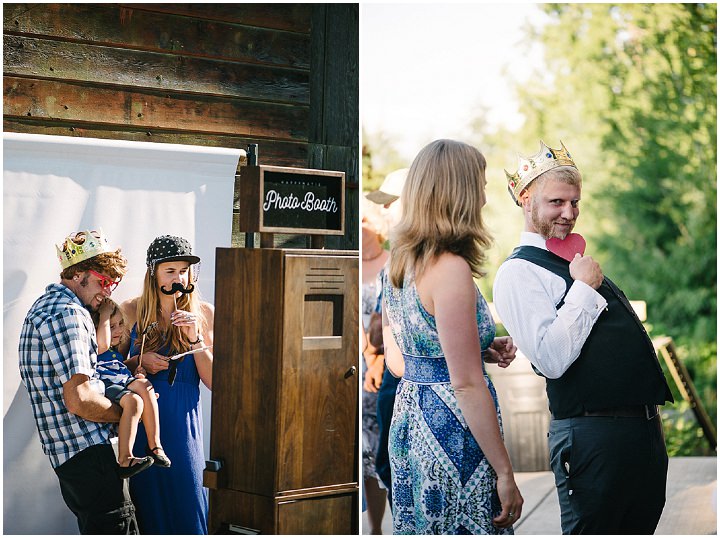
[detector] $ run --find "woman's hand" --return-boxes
[493,473,524,529]
[171,309,200,341]
[484,336,517,368]
[138,352,170,375]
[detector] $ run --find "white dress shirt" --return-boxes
[492,232,608,379]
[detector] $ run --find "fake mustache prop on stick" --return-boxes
[137,321,159,371]
[159,282,197,386]
[160,282,195,310]
[160,282,195,295]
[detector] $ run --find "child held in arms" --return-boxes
[92,298,172,478]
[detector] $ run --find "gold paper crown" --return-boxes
[56,228,113,269]
[505,140,577,206]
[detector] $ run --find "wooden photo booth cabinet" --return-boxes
[205,165,358,534]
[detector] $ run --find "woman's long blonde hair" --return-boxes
[134,265,207,355]
[389,139,493,288]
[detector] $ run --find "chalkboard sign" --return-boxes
[238,165,345,235]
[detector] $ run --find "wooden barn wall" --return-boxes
[3,3,359,250]
[309,4,359,251]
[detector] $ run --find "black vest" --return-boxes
[507,246,673,419]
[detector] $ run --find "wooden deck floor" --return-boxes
[362,457,717,535]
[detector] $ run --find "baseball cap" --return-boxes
[365,168,408,206]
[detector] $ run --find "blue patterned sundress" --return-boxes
[382,269,512,535]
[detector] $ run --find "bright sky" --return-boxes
[361,3,549,162]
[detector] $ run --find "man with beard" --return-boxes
[492,141,673,534]
[19,229,139,534]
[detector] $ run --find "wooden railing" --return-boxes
[653,336,716,450]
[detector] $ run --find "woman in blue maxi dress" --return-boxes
[128,327,208,534]
[120,235,214,534]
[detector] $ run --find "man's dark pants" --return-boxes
[548,414,668,534]
[54,443,138,534]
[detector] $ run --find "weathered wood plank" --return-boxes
[307,5,359,251]
[309,5,358,148]
[3,118,309,169]
[121,4,312,33]
[4,35,309,103]
[4,4,311,68]
[308,143,359,250]
[4,76,309,140]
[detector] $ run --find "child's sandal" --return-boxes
[117,456,154,479]
[147,446,172,468]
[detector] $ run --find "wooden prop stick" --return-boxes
[160,283,194,345]
[137,322,158,371]
[167,345,213,362]
[138,333,148,370]
[160,283,187,313]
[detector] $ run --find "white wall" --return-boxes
[3,133,240,534]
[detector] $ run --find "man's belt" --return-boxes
[582,404,659,420]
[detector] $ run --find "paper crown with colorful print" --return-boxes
[505,140,577,206]
[56,228,114,269]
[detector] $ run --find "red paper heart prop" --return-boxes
[546,233,586,262]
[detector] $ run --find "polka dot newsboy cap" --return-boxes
[146,235,201,270]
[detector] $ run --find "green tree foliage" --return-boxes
[503,3,717,454]
[362,128,409,192]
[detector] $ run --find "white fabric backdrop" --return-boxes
[3,132,240,534]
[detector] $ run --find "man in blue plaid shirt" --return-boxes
[19,229,138,534]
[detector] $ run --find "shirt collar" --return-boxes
[46,282,85,307]
[519,231,548,250]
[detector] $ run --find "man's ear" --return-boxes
[518,189,531,210]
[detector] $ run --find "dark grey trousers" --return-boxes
[54,443,139,534]
[548,414,668,534]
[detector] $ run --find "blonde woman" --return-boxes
[121,235,214,534]
[382,140,523,534]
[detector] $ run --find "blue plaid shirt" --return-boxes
[19,283,113,468]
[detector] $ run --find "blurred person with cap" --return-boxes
[365,167,409,207]
[121,235,214,534]
[363,168,408,517]
[19,229,138,534]
[361,208,390,533]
